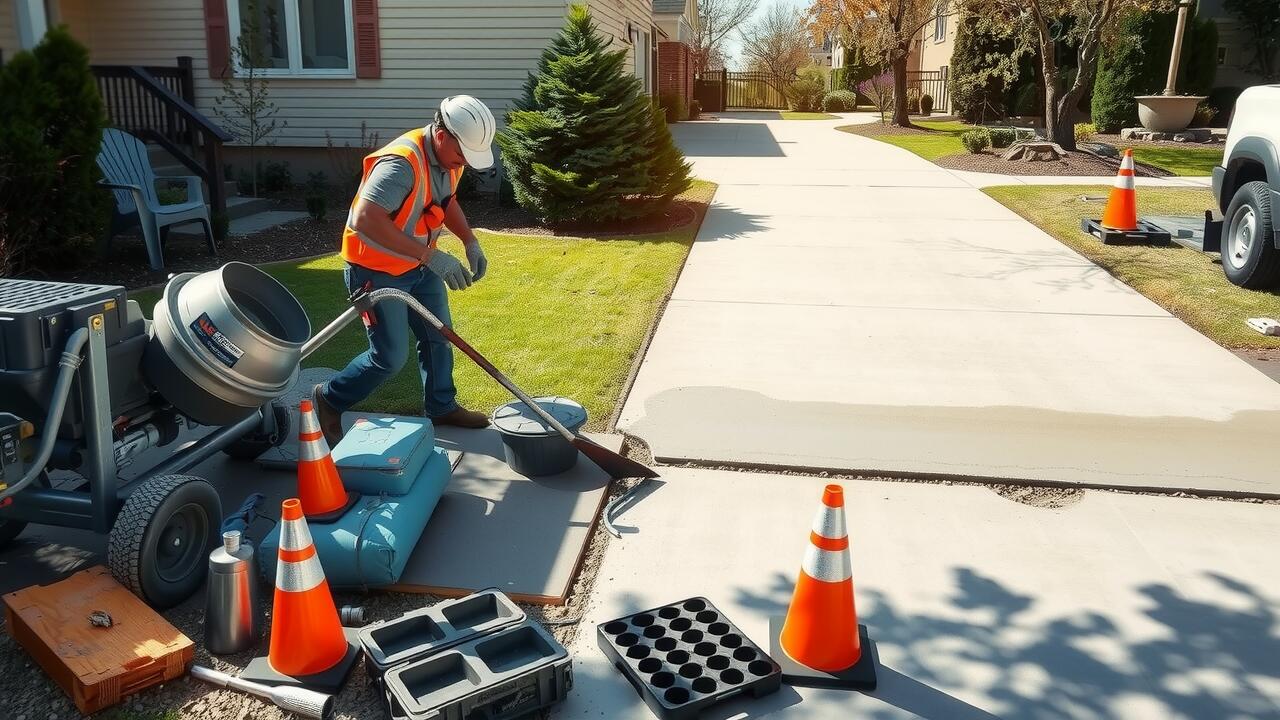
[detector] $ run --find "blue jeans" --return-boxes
[322,263,458,417]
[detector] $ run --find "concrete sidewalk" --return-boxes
[618,114,1279,496]
[554,468,1280,719]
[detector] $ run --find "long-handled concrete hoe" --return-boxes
[303,287,659,481]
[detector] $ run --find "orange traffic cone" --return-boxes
[297,399,357,521]
[1101,149,1138,231]
[241,498,359,691]
[769,484,877,689]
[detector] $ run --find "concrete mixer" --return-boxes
[0,262,310,608]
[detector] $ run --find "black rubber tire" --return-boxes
[0,472,51,550]
[108,474,221,609]
[1222,180,1279,289]
[222,402,291,461]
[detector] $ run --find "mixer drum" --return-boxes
[143,262,311,425]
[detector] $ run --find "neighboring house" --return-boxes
[912,0,953,111]
[0,0,660,190]
[652,0,697,108]
[809,31,834,68]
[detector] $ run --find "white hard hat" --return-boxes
[439,95,496,169]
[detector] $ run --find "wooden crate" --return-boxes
[2,566,193,714]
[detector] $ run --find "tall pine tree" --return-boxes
[497,5,691,224]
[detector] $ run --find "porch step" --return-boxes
[170,209,310,240]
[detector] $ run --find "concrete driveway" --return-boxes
[619,113,1280,496]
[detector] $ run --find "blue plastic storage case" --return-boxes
[260,447,451,588]
[331,415,437,496]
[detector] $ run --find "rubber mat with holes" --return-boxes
[597,597,782,719]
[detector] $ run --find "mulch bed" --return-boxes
[47,186,711,291]
[934,150,1174,177]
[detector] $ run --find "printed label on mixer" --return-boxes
[190,312,244,367]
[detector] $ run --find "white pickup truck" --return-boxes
[1214,84,1280,288]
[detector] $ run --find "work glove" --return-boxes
[424,248,473,290]
[465,241,488,282]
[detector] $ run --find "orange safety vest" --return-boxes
[341,127,464,276]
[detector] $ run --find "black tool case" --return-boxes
[597,597,782,720]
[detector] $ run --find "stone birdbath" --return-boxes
[1135,0,1205,132]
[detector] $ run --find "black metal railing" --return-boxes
[724,71,791,110]
[906,68,949,113]
[92,57,232,213]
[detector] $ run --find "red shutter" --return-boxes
[203,0,232,79]
[353,0,381,79]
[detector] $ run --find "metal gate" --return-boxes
[694,70,725,112]
[906,68,949,112]
[724,71,790,110]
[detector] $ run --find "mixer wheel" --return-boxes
[109,474,221,609]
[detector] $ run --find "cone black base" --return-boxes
[1080,218,1172,246]
[241,627,361,693]
[768,617,878,690]
[303,491,361,524]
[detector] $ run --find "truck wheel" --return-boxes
[108,474,221,609]
[1222,180,1279,288]
[222,402,291,461]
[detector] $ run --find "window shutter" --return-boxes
[353,0,382,79]
[203,0,232,79]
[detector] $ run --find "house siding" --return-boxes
[585,0,653,79]
[57,0,569,147]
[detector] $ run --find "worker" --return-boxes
[311,95,497,445]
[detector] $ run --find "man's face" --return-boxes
[432,124,468,170]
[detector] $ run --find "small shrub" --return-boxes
[858,71,895,123]
[920,94,934,116]
[304,171,328,220]
[788,66,826,113]
[961,128,991,153]
[688,99,701,118]
[988,127,1016,149]
[905,87,922,114]
[822,89,858,112]
[1074,122,1097,144]
[306,195,327,221]
[1206,86,1242,125]
[1191,102,1216,128]
[326,122,381,194]
[659,92,688,122]
[260,161,292,194]
[211,211,230,242]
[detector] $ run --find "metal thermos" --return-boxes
[205,530,262,654]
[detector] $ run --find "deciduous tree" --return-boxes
[807,0,942,127]
[739,1,811,82]
[696,0,760,73]
[1224,0,1280,81]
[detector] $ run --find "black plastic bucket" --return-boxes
[490,397,587,477]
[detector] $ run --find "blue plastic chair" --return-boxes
[96,128,216,270]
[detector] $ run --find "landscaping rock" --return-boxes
[1000,141,1069,162]
[1079,141,1119,158]
[1120,127,1215,143]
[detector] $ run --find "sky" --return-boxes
[719,0,812,70]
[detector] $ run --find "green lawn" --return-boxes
[134,180,716,428]
[859,120,970,160]
[843,120,1222,175]
[781,111,839,120]
[1129,145,1223,176]
[984,184,1280,349]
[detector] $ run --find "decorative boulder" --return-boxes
[1079,141,1120,158]
[1001,141,1068,162]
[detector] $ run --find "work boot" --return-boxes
[430,406,490,429]
[311,384,344,447]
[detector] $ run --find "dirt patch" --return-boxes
[934,150,1173,177]
[989,484,1086,509]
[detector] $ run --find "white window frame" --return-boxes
[630,26,650,94]
[226,0,356,78]
[933,2,947,42]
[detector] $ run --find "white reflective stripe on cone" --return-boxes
[279,518,315,552]
[810,505,847,541]
[298,437,329,462]
[277,554,326,593]
[802,544,853,583]
[299,407,322,435]
[1114,172,1135,190]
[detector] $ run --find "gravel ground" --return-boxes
[934,150,1173,177]
[1093,132,1223,149]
